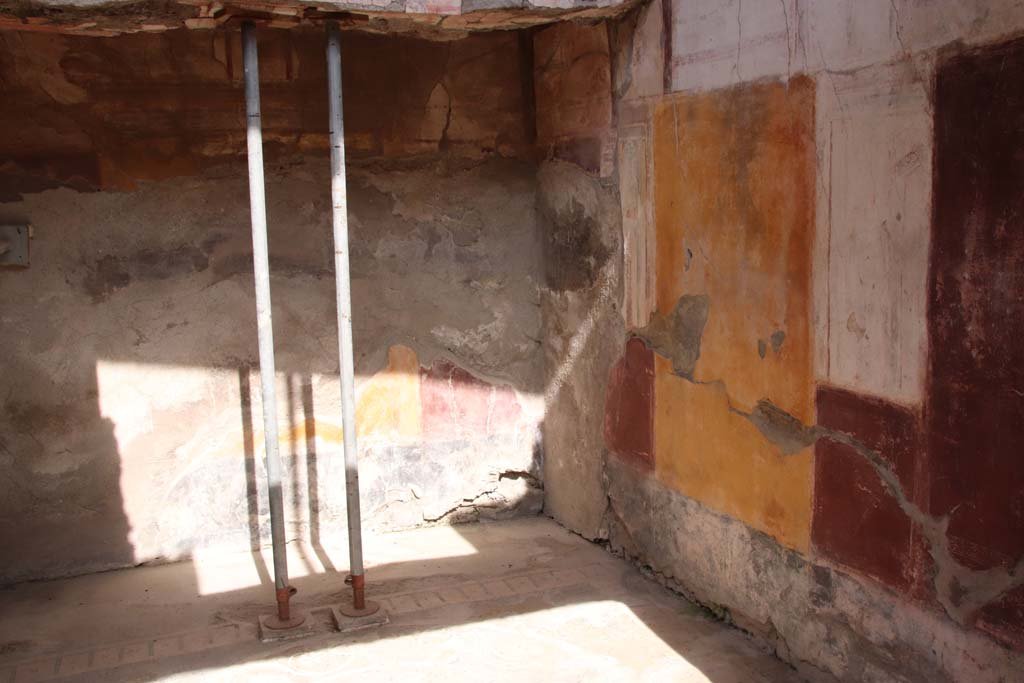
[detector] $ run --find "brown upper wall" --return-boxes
[0,25,534,198]
[532,20,614,176]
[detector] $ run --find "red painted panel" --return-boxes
[978,585,1024,650]
[420,360,521,439]
[930,37,1024,649]
[812,385,929,597]
[603,337,654,471]
[930,38,1024,570]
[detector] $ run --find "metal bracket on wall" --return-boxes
[0,224,30,267]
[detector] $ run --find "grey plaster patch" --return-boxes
[635,294,710,379]
[770,329,786,353]
[745,400,820,455]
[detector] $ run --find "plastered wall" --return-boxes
[598,1,1024,680]
[0,26,545,582]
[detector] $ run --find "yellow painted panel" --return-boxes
[654,357,812,549]
[356,344,422,440]
[651,78,816,550]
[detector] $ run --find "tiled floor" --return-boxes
[0,518,807,682]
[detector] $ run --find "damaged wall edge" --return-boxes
[0,0,646,40]
[601,456,1022,683]
[613,319,1024,638]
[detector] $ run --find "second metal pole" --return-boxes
[242,21,302,629]
[326,22,378,618]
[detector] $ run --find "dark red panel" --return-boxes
[420,360,522,439]
[603,337,654,471]
[929,37,1024,649]
[977,585,1024,651]
[812,385,929,597]
[929,38,1024,573]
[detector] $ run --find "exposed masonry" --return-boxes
[625,294,1024,628]
[598,473,963,683]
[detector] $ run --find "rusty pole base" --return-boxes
[257,585,312,641]
[339,574,380,618]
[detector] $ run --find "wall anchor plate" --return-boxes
[0,224,30,267]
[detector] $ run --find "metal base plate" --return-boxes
[336,599,381,618]
[331,604,389,633]
[0,225,30,268]
[257,613,313,642]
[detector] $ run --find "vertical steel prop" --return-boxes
[326,22,379,618]
[242,21,304,629]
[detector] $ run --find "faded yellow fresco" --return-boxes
[222,345,423,458]
[651,78,816,550]
[355,344,423,440]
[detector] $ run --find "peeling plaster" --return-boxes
[634,294,708,379]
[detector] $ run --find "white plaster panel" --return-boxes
[619,128,656,330]
[800,0,902,73]
[612,0,1024,96]
[814,60,931,404]
[670,0,801,93]
[898,0,1024,54]
[802,0,1024,74]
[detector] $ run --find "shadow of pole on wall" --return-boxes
[301,374,335,572]
[237,366,271,586]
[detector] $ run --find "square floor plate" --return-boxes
[330,606,389,633]
[257,613,315,642]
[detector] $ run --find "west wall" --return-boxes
[0,26,545,582]
[536,1,1024,681]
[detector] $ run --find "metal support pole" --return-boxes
[242,21,303,630]
[326,22,378,618]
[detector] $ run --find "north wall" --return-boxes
[0,27,545,581]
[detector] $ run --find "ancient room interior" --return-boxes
[1,0,1022,680]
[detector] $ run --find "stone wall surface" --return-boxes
[0,26,546,582]
[599,1,1024,681]
[536,158,622,542]
[531,20,623,542]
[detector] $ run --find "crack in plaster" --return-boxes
[642,323,1024,627]
[732,0,743,83]
[887,0,934,113]
[779,0,792,81]
[421,470,542,523]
